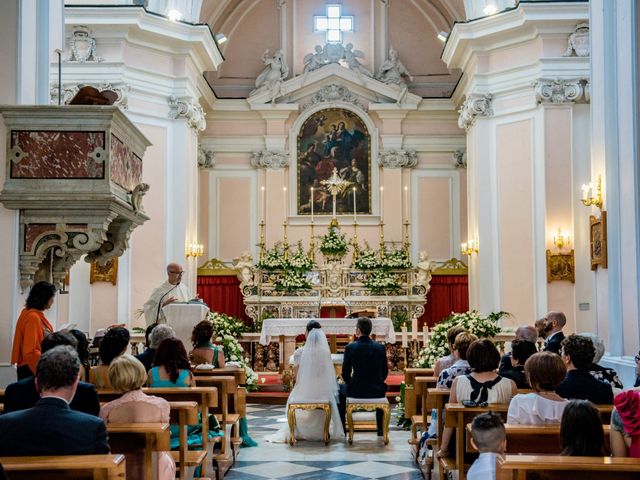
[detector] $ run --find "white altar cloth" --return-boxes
[259,317,396,345]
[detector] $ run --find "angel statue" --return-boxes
[232,251,255,287]
[415,251,433,293]
[377,47,413,103]
[343,43,372,77]
[251,49,289,103]
[303,45,327,73]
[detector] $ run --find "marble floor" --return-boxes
[227,404,424,480]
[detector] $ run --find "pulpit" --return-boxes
[163,303,210,350]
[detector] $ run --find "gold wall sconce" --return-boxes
[461,238,479,256]
[186,242,204,258]
[552,228,570,250]
[581,175,603,210]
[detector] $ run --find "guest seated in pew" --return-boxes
[610,389,640,457]
[467,412,506,480]
[436,332,477,389]
[557,334,614,405]
[500,339,537,389]
[148,338,194,387]
[560,399,605,456]
[434,326,466,379]
[437,339,517,457]
[189,320,225,368]
[580,332,624,392]
[69,329,91,382]
[0,346,109,456]
[90,327,131,389]
[135,324,176,372]
[498,325,538,375]
[100,354,176,480]
[507,352,568,424]
[4,331,100,416]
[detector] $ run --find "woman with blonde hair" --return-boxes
[100,354,175,480]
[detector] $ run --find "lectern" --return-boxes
[163,303,210,350]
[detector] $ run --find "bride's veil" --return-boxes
[289,328,338,403]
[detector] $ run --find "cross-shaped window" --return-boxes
[314,4,354,43]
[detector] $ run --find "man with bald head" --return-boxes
[498,325,539,375]
[143,263,194,325]
[543,311,567,354]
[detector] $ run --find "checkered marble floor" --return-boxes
[228,404,421,480]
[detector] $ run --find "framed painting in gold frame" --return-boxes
[546,250,575,283]
[90,258,118,285]
[590,212,608,270]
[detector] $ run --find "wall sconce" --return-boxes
[581,175,603,210]
[461,238,479,256]
[186,242,204,258]
[552,228,570,250]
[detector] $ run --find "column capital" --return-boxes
[251,150,289,169]
[458,93,493,130]
[168,95,206,132]
[533,78,586,104]
[378,149,417,169]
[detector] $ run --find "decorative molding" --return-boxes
[457,93,493,130]
[67,25,102,63]
[302,84,364,110]
[168,95,206,131]
[251,150,289,169]
[562,23,590,57]
[302,43,372,77]
[584,80,591,103]
[198,146,215,169]
[533,79,584,104]
[378,149,417,169]
[453,149,467,169]
[50,82,130,109]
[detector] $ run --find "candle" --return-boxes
[261,186,265,222]
[332,193,337,219]
[422,325,429,345]
[310,187,314,222]
[411,316,418,341]
[380,186,384,223]
[353,187,357,222]
[283,186,287,220]
[581,183,589,202]
[401,324,408,348]
[404,185,409,222]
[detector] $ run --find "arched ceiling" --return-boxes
[201,0,466,99]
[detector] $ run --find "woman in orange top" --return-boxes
[11,281,56,380]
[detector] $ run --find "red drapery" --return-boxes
[420,275,469,328]
[197,276,249,325]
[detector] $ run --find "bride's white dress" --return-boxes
[264,329,345,443]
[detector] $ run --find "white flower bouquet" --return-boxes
[354,246,382,270]
[319,225,348,258]
[365,270,401,294]
[382,248,412,270]
[275,270,312,293]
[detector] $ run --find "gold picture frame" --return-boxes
[90,258,118,285]
[546,250,575,283]
[590,212,608,270]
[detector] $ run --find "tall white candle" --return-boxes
[422,325,429,345]
[404,185,409,222]
[332,193,337,219]
[401,324,408,348]
[261,186,265,222]
[353,187,357,222]
[310,187,314,222]
[411,316,418,341]
[380,186,384,223]
[283,186,287,220]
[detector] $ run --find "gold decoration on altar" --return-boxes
[197,257,236,276]
[89,258,118,285]
[432,258,468,276]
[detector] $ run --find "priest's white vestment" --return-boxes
[143,281,192,326]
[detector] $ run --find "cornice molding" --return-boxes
[378,149,418,169]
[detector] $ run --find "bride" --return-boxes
[265,321,345,443]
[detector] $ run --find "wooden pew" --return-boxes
[414,388,450,480]
[408,375,437,441]
[0,454,126,479]
[497,454,640,479]
[107,422,170,480]
[192,366,246,385]
[168,401,202,480]
[403,368,435,419]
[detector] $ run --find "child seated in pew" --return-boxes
[499,339,537,389]
[434,326,467,379]
[467,412,506,480]
[100,354,175,480]
[560,399,605,456]
[507,352,568,424]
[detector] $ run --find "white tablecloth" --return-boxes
[259,317,396,345]
[163,303,210,350]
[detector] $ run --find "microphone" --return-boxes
[156,283,179,323]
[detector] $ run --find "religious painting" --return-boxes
[89,258,118,285]
[297,108,371,216]
[590,212,608,270]
[546,250,575,283]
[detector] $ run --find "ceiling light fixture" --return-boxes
[214,33,227,44]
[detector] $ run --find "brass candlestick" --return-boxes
[309,221,316,261]
[403,220,411,262]
[351,221,359,263]
[379,221,386,258]
[283,221,289,260]
[258,220,266,262]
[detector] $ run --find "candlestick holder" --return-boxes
[379,221,386,257]
[283,221,289,261]
[403,220,411,262]
[258,220,266,262]
[309,221,316,261]
[403,339,420,368]
[351,221,360,263]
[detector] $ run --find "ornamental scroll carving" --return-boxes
[198,147,215,169]
[302,84,364,111]
[50,82,130,109]
[458,93,493,130]
[168,96,206,132]
[533,79,585,104]
[67,26,103,63]
[378,149,417,169]
[251,150,289,169]
[453,149,467,169]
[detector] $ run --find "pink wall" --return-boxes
[497,120,535,324]
[90,283,118,331]
[217,177,252,260]
[417,176,452,259]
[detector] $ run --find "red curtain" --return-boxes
[420,275,469,328]
[197,276,249,325]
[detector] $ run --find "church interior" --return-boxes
[0,0,639,479]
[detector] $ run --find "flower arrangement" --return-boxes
[288,242,315,271]
[382,247,412,270]
[275,270,312,293]
[208,312,259,391]
[365,270,401,294]
[319,224,348,258]
[354,245,382,270]
[256,242,288,270]
[414,310,507,368]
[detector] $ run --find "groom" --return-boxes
[339,317,389,435]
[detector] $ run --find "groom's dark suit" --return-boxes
[339,335,388,433]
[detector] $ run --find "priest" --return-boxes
[143,263,193,325]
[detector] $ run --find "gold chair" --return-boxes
[346,397,390,445]
[287,402,332,445]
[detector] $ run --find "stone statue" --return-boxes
[303,45,327,73]
[343,43,372,77]
[129,183,149,213]
[251,49,289,103]
[377,47,413,87]
[233,251,255,287]
[415,251,433,293]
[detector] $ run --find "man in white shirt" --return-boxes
[467,412,506,480]
[143,263,193,325]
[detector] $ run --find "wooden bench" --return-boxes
[107,422,170,480]
[415,388,450,480]
[403,368,434,419]
[408,376,438,446]
[0,454,126,479]
[497,454,640,479]
[168,401,204,480]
